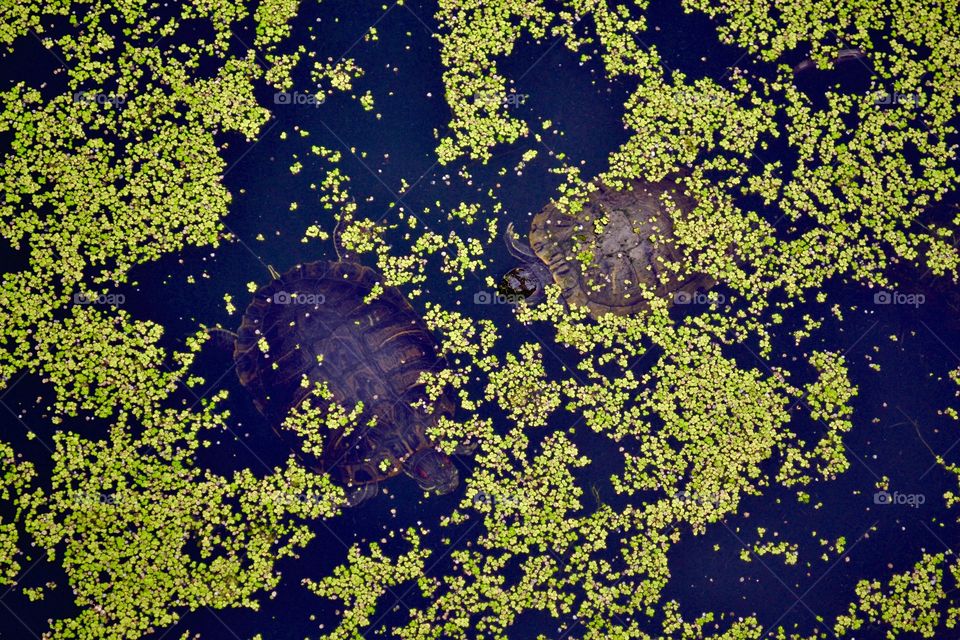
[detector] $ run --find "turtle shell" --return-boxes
[234,260,454,489]
[529,178,715,318]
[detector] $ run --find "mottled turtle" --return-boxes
[499,178,716,318]
[224,260,464,506]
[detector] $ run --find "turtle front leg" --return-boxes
[344,482,380,507]
[200,324,238,353]
[504,222,538,261]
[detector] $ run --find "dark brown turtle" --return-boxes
[220,260,465,506]
[499,177,717,318]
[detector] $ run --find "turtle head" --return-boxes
[497,265,545,303]
[403,449,459,495]
[499,223,551,304]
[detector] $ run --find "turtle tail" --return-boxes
[333,212,355,262]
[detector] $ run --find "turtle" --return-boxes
[212,259,468,506]
[498,177,716,318]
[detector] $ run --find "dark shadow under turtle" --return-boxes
[499,177,717,318]
[211,259,473,506]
